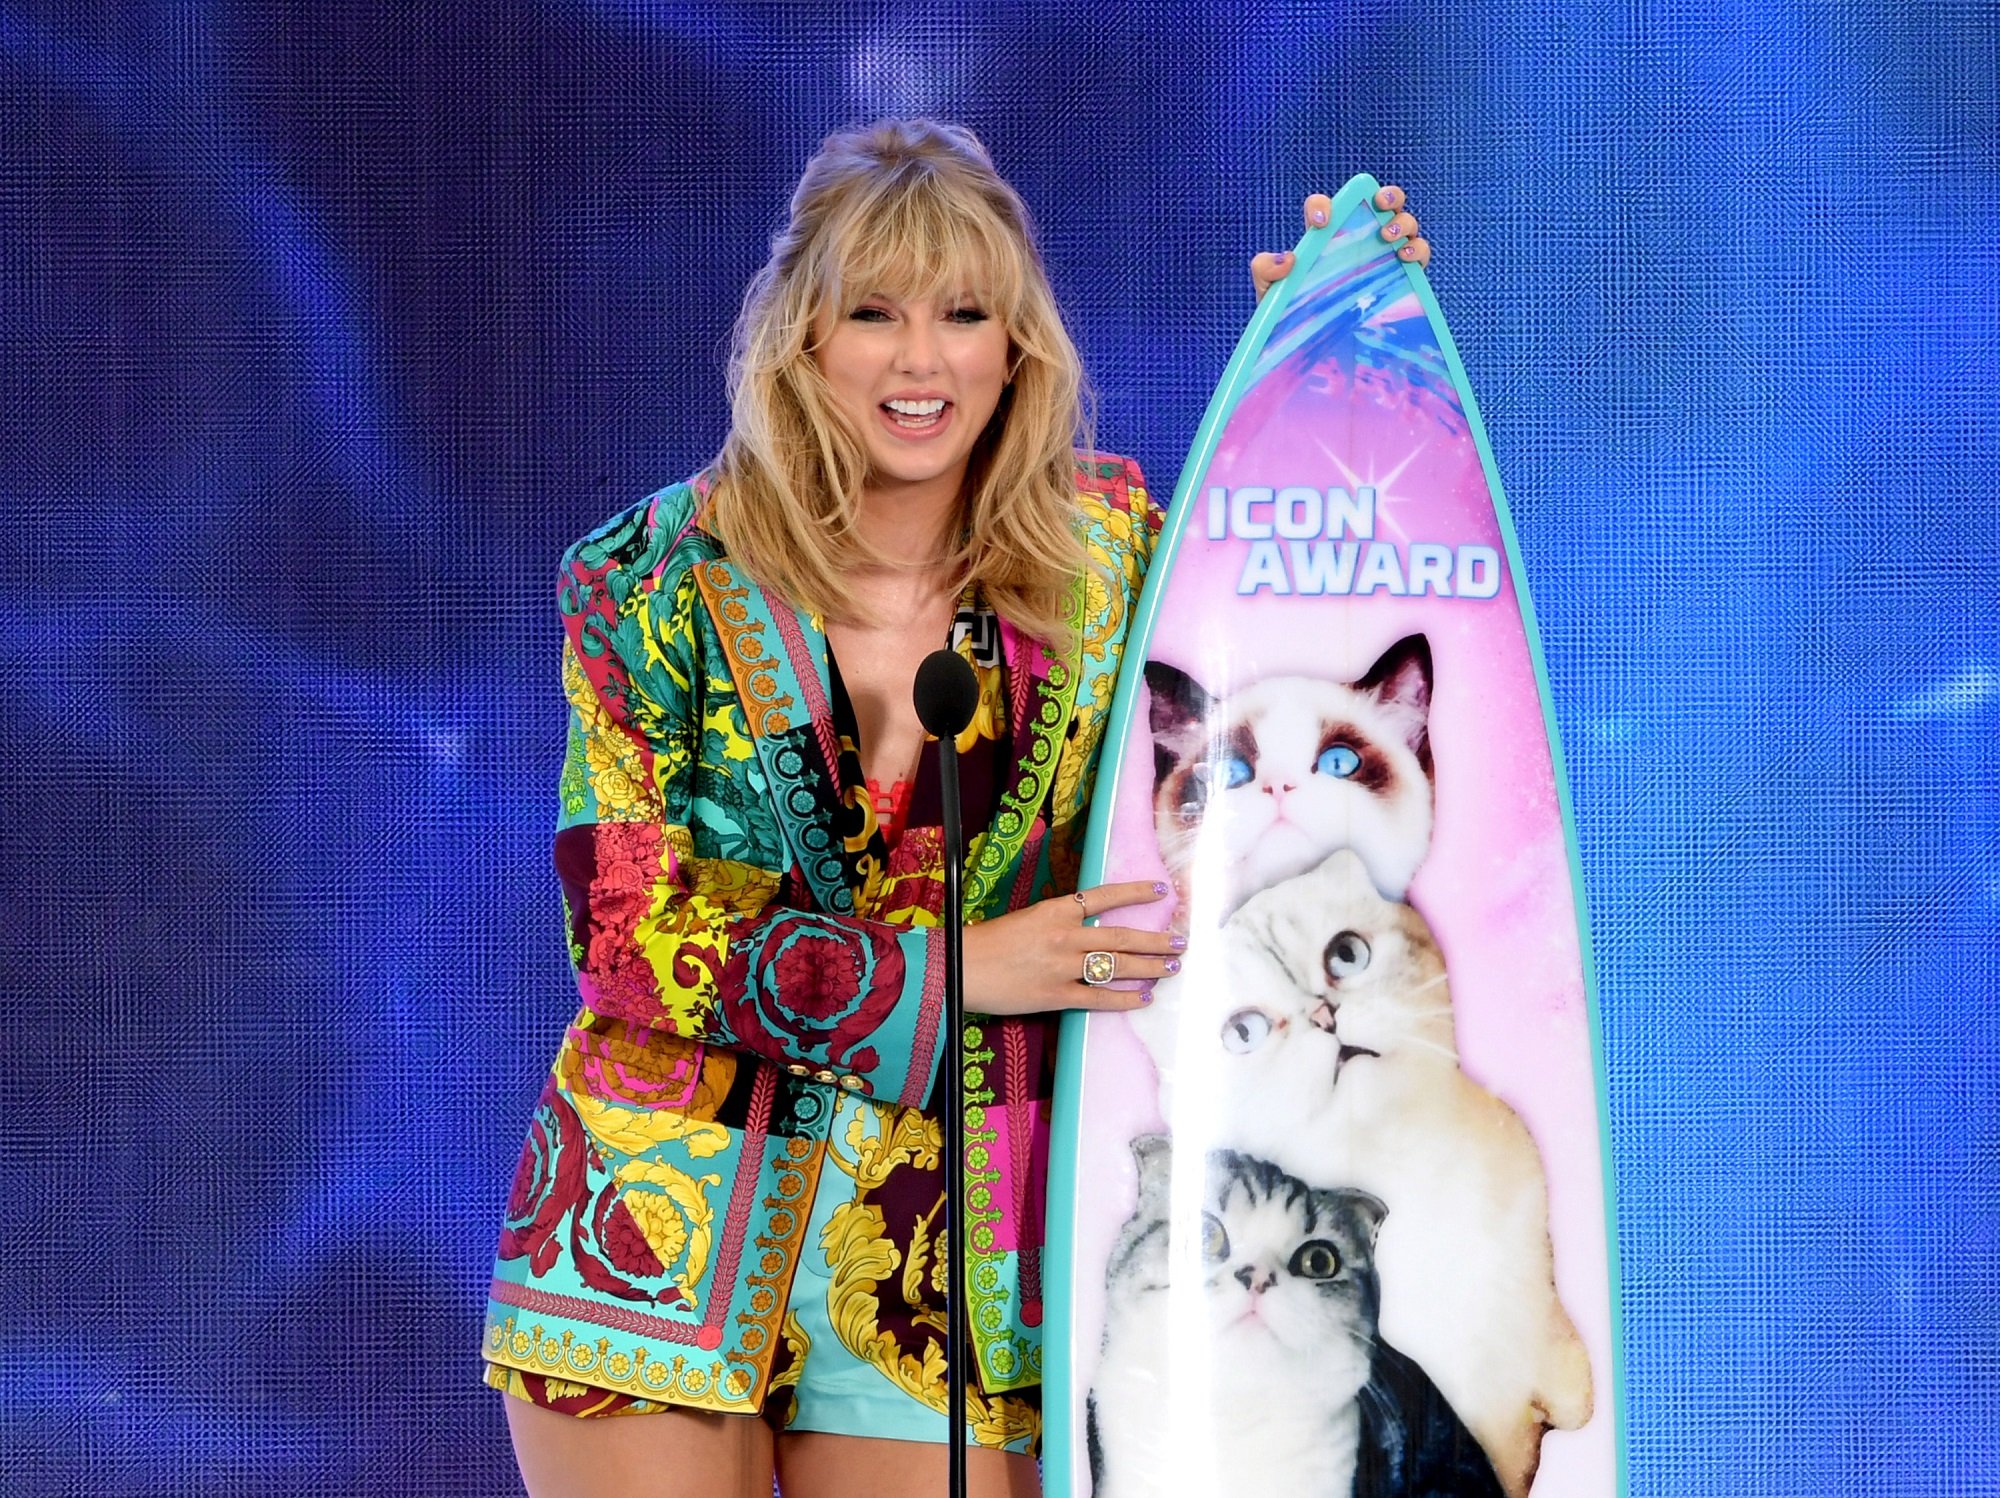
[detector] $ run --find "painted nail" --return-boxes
[1164,958,1182,975]
[1310,208,1328,226]
[1384,224,1403,238]
[1139,990,1155,1005]
[1152,881,1168,895]
[1276,250,1292,263]
[1170,935,1188,951]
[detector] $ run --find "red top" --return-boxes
[866,776,915,847]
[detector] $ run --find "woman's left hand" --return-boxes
[1250,185,1430,301]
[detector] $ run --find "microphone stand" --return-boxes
[913,649,978,1498]
[938,716,968,1498]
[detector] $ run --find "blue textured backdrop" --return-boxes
[3,2,1995,1494]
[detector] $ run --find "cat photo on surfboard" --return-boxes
[1043,176,1623,1498]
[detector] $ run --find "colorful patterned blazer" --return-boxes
[484,457,1160,1412]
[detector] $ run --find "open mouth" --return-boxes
[882,397,950,432]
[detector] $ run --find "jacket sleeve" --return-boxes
[550,525,945,1110]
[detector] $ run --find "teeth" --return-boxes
[885,399,946,416]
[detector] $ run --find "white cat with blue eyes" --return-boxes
[1146,636,1435,923]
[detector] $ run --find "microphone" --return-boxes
[913,647,980,741]
[912,646,978,1498]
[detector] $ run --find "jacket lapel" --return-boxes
[690,557,856,917]
[962,579,1084,920]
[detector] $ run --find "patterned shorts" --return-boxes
[488,1091,1041,1455]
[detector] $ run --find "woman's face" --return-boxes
[811,284,1011,507]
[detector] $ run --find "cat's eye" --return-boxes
[1315,742,1362,778]
[1289,1239,1342,1280]
[1220,754,1252,789]
[1324,931,1371,980]
[1200,1212,1230,1264]
[1189,753,1252,800]
[1220,1008,1273,1053]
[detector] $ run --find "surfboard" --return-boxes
[1043,176,1622,1497]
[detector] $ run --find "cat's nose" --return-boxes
[1233,1265,1277,1293]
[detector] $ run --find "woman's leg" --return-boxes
[775,1431,1039,1498]
[504,1396,776,1498]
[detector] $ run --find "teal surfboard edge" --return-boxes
[1041,174,1629,1495]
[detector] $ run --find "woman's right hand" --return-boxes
[1251,186,1431,300]
[962,880,1183,1015]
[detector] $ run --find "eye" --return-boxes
[946,305,991,324]
[1315,743,1362,778]
[1323,931,1371,980]
[1220,754,1253,789]
[1289,1239,1342,1280]
[1200,1212,1230,1264]
[847,305,893,323]
[1221,1008,1273,1053]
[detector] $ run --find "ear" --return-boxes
[1145,660,1215,739]
[1146,660,1216,787]
[1130,1133,1175,1205]
[1333,1187,1390,1246]
[1355,634,1433,773]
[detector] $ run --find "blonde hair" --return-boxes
[706,119,1090,643]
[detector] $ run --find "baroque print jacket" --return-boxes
[484,457,1160,1413]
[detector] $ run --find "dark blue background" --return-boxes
[3,2,1995,1494]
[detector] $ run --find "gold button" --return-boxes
[813,1069,837,1084]
[838,1075,865,1092]
[787,1063,811,1078]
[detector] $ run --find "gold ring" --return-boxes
[1081,950,1117,986]
[1073,891,1090,920]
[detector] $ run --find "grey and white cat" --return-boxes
[1089,1139,1502,1498]
[1131,850,1593,1498]
[1089,1138,1384,1498]
[1146,636,1435,924]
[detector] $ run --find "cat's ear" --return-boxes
[1147,661,1217,789]
[1331,1187,1390,1247]
[1356,635,1434,773]
[1145,661,1215,739]
[1130,1133,1175,1201]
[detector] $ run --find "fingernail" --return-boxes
[1310,209,1328,226]
[1384,224,1402,238]
[1139,990,1155,1005]
[1170,935,1188,951]
[1164,958,1182,975]
[1276,250,1291,263]
[1152,881,1168,895]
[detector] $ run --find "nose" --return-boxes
[1262,781,1297,797]
[894,316,942,374]
[1233,1264,1277,1294]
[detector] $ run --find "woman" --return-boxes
[483,119,1427,1498]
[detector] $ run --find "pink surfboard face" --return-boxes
[1053,190,1616,1498]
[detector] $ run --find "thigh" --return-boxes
[504,1395,775,1498]
[775,1431,1039,1498]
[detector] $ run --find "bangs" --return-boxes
[814,170,1030,323]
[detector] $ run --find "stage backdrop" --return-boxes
[3,3,1995,1494]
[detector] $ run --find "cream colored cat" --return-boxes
[1132,849,1592,1498]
